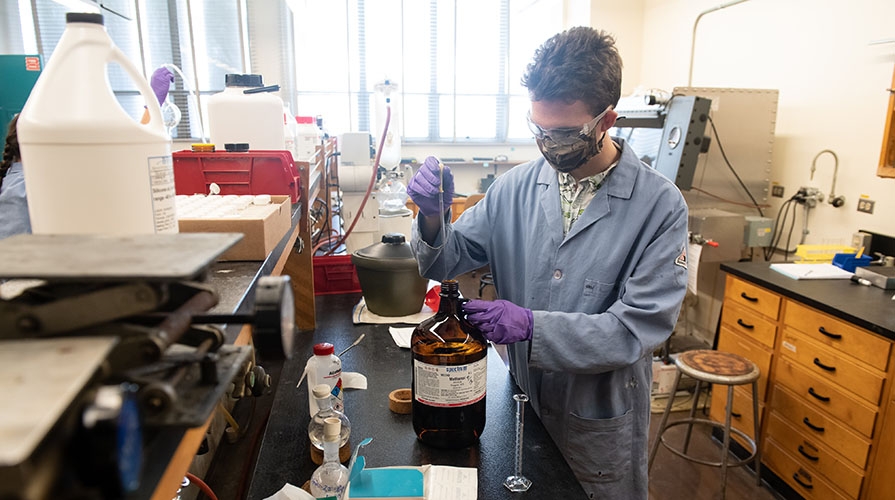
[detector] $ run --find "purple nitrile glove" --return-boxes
[150,67,175,106]
[406,156,454,216]
[464,299,533,344]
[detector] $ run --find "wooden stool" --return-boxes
[648,349,762,499]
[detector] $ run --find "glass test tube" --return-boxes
[504,393,532,492]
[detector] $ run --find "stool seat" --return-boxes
[676,349,760,386]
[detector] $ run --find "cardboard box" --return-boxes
[177,195,292,261]
[652,356,679,395]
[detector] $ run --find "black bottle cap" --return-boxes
[381,233,406,245]
[224,143,250,152]
[67,13,104,25]
[224,74,263,87]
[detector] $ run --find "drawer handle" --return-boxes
[803,417,825,433]
[798,445,820,462]
[818,326,842,340]
[730,411,742,419]
[793,471,814,490]
[808,387,830,402]
[813,358,836,372]
[736,318,754,330]
[740,292,758,302]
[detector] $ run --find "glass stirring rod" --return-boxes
[504,393,532,492]
[439,160,448,280]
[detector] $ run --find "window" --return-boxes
[290,0,563,143]
[13,0,245,140]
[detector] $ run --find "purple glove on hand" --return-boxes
[464,299,533,344]
[406,156,454,216]
[150,67,175,106]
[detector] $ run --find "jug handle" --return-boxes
[107,45,165,132]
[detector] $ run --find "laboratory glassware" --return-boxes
[308,384,351,465]
[504,393,532,492]
[411,279,487,448]
[310,417,349,499]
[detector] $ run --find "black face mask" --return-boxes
[537,131,605,173]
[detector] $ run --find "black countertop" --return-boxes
[720,261,895,340]
[246,293,588,500]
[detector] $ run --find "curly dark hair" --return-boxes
[1,114,21,190]
[521,27,623,117]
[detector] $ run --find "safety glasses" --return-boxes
[526,106,612,142]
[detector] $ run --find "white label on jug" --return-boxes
[148,155,178,233]
[413,357,487,407]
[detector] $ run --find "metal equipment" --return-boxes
[0,233,290,499]
[614,94,712,190]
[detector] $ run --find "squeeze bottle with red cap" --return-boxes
[307,342,344,414]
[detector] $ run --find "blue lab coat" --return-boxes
[0,162,32,240]
[411,138,688,499]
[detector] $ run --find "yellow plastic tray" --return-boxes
[794,244,856,263]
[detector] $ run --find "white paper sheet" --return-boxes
[770,263,853,280]
[426,465,477,500]
[687,242,702,295]
[389,326,415,348]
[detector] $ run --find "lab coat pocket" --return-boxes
[566,409,633,484]
[582,279,616,309]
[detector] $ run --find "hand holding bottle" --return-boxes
[464,299,533,344]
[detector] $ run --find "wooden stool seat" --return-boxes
[676,349,760,386]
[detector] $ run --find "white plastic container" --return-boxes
[283,105,297,160]
[206,74,285,152]
[307,342,344,415]
[295,115,321,161]
[17,12,177,235]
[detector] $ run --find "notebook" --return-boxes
[769,263,853,280]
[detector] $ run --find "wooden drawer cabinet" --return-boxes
[718,266,895,499]
[724,275,781,319]
[780,330,885,406]
[764,438,851,500]
[785,301,891,372]
[717,328,773,401]
[721,302,778,349]
[866,399,895,499]
[775,356,877,438]
[772,386,871,469]
[765,412,865,499]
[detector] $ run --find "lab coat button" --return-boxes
[553,269,562,280]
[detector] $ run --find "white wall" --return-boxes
[624,0,895,244]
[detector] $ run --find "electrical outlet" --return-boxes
[771,185,785,198]
[857,199,875,214]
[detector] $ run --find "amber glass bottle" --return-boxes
[411,279,487,448]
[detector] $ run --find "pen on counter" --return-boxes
[850,275,871,286]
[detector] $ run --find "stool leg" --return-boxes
[682,379,703,454]
[751,380,762,486]
[720,385,734,500]
[649,369,682,470]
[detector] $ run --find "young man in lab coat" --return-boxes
[408,26,688,499]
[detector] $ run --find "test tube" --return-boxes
[504,393,532,492]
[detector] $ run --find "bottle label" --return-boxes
[413,357,487,407]
[148,155,177,233]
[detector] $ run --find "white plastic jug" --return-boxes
[295,115,321,161]
[206,74,285,152]
[17,12,177,235]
